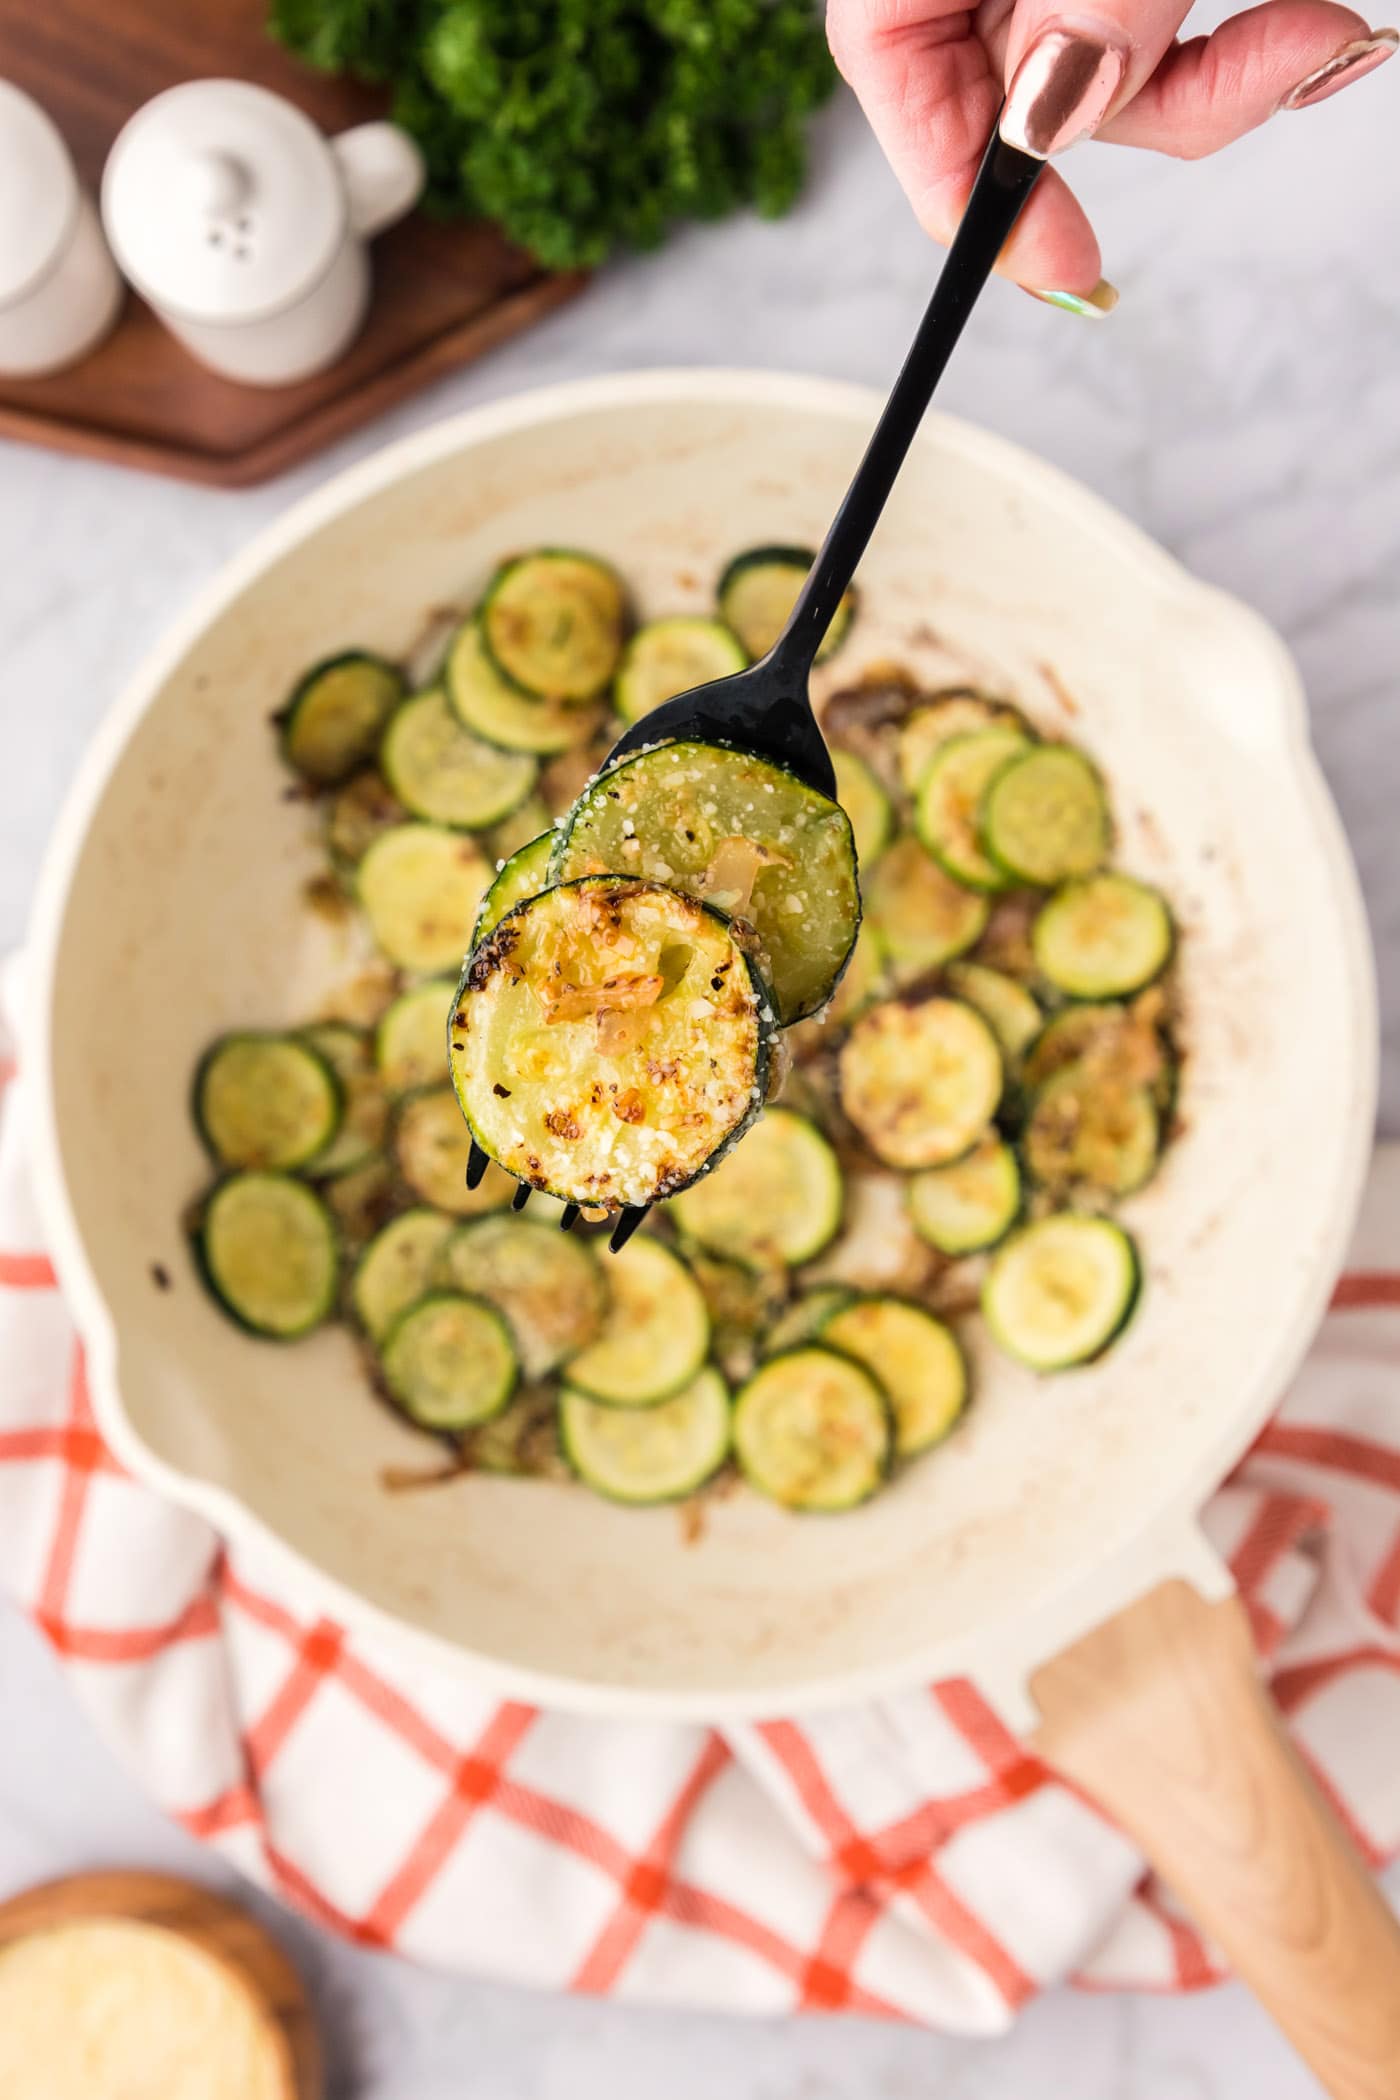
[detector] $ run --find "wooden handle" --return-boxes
[1031,1580,1400,2100]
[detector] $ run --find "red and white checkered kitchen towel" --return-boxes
[3,1018,1400,2031]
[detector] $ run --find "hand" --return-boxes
[827,0,1397,312]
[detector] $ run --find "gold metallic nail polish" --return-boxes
[1281,28,1398,109]
[1000,24,1129,158]
[1027,279,1120,319]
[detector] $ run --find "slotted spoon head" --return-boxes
[602,655,836,799]
[465,1138,653,1251]
[467,655,838,1243]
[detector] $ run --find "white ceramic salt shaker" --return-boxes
[100,79,425,387]
[0,80,122,378]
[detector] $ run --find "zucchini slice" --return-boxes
[833,748,893,868]
[983,1215,1140,1371]
[689,1251,788,1381]
[733,1346,891,1511]
[473,833,554,943]
[438,1212,605,1377]
[761,1285,856,1356]
[916,728,1031,892]
[839,996,1003,1170]
[1022,1003,1126,1091]
[380,687,537,832]
[615,616,748,725]
[821,1295,967,1457]
[352,1207,455,1342]
[194,1032,340,1172]
[561,1367,731,1504]
[322,1155,395,1252]
[325,768,404,872]
[301,1022,387,1178]
[906,1139,1021,1255]
[1022,998,1175,1111]
[552,741,860,1025]
[789,923,886,1054]
[379,1292,518,1432]
[945,963,1043,1065]
[566,1234,709,1406]
[670,1106,842,1269]
[482,551,627,701]
[463,1389,566,1478]
[358,823,491,976]
[717,546,856,664]
[375,979,456,1097]
[446,619,606,756]
[865,835,988,981]
[896,691,1029,796]
[981,744,1109,887]
[393,1085,516,1217]
[199,1172,338,1340]
[451,879,772,1210]
[278,651,404,786]
[1032,874,1173,998]
[1023,1065,1160,1197]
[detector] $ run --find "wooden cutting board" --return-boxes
[0,0,587,485]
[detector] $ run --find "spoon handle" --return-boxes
[772,128,1041,676]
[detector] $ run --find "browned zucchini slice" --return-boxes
[450,878,773,1209]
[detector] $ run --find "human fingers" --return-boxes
[828,0,1108,294]
[1096,2,1396,152]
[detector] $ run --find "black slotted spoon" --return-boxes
[468,126,1043,1251]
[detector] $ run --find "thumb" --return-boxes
[827,1,1108,294]
[997,0,1195,158]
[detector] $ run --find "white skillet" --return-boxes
[25,374,1400,2087]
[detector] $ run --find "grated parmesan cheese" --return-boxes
[0,1919,287,2100]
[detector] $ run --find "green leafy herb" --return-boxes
[270,0,837,268]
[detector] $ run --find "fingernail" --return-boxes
[999,24,1130,158]
[1281,27,1397,108]
[1026,278,1120,319]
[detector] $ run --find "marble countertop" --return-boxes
[2,36,1398,2099]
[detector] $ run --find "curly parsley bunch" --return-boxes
[271,0,837,268]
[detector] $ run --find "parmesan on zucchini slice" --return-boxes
[551,741,860,1024]
[450,877,773,1210]
[473,833,554,942]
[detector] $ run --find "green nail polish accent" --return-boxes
[1029,278,1120,319]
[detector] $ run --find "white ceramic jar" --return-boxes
[0,81,122,378]
[101,79,425,387]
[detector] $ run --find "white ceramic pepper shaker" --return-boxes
[0,81,123,378]
[101,79,425,387]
